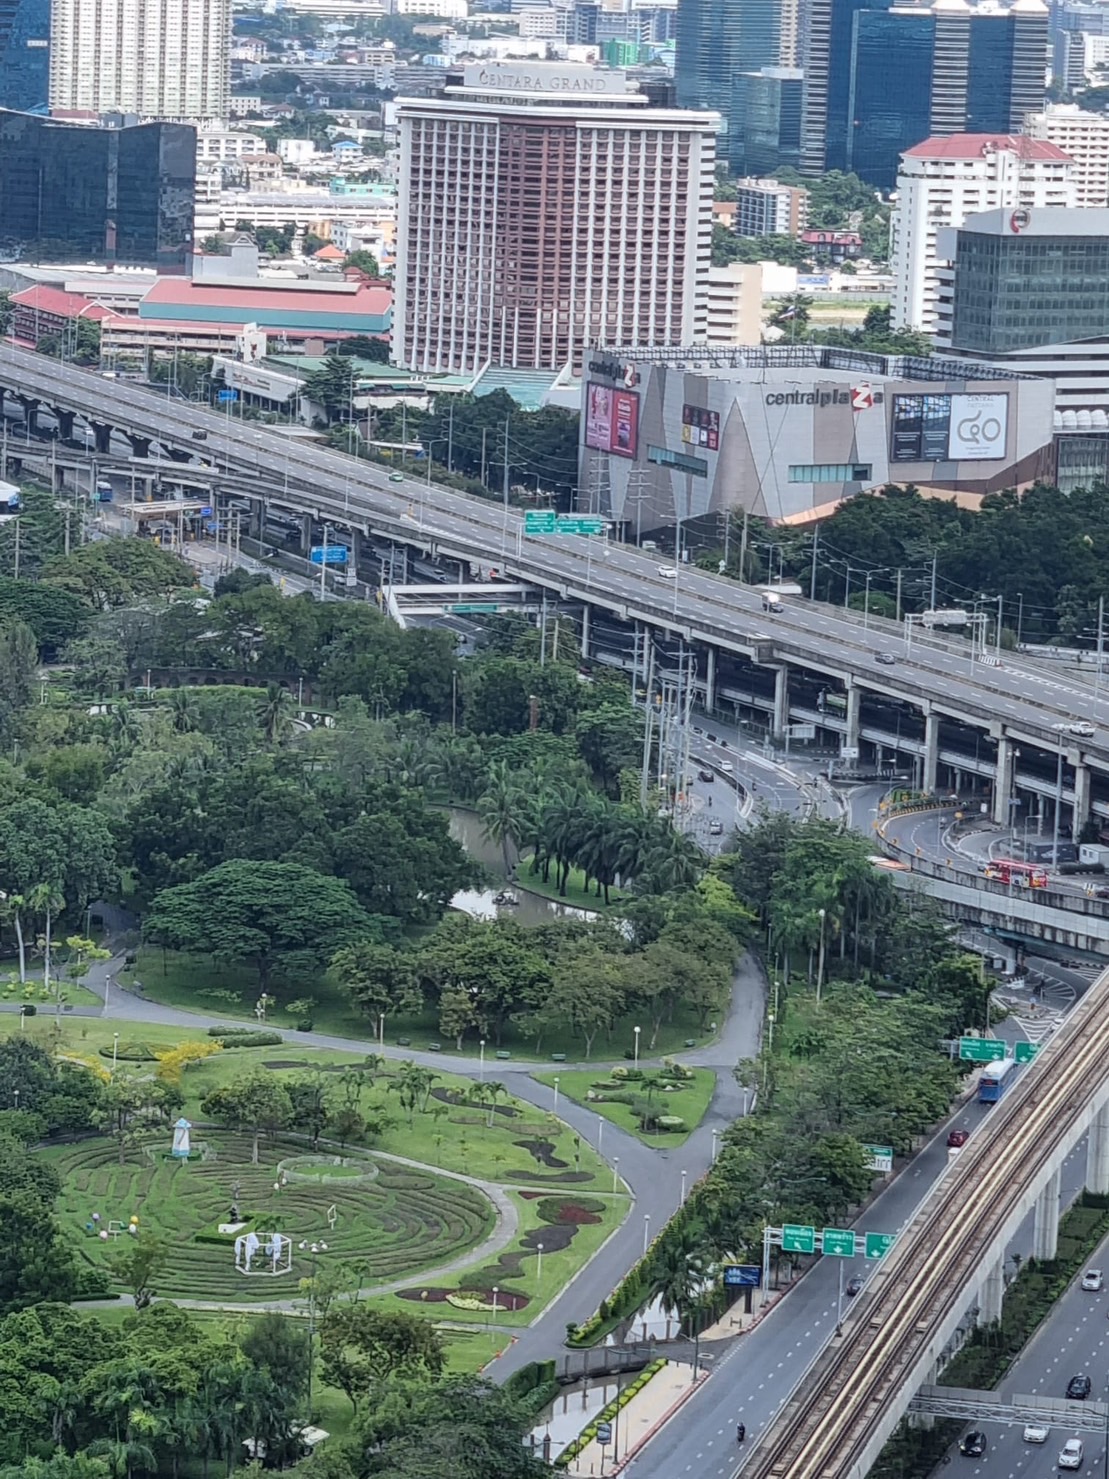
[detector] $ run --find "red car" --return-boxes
[947,1129,970,1149]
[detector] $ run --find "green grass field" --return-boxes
[117,947,716,1063]
[533,1067,716,1146]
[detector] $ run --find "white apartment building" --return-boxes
[394,62,717,373]
[733,178,807,238]
[890,134,1075,334]
[393,0,469,13]
[197,127,266,162]
[706,262,762,345]
[1025,103,1109,206]
[49,0,231,121]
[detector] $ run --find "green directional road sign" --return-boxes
[959,1037,1007,1063]
[556,516,606,536]
[864,1145,894,1174]
[864,1231,896,1260]
[822,1228,856,1257]
[782,1224,816,1255]
[524,511,557,534]
[448,603,500,614]
[1015,1041,1042,1064]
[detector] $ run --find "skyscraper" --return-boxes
[675,0,793,162]
[393,64,717,374]
[0,0,48,112]
[48,0,230,121]
[802,0,1049,185]
[0,110,196,264]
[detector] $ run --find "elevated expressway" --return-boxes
[4,346,1109,830]
[742,962,1109,1479]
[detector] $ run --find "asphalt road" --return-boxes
[3,352,1108,768]
[934,1220,1109,1479]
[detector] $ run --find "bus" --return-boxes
[979,1057,1019,1103]
[984,859,1049,889]
[0,479,21,514]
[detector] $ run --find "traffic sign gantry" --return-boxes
[524,511,557,534]
[556,516,606,536]
[1015,1041,1041,1064]
[959,1037,1007,1063]
[782,1224,816,1254]
[822,1228,856,1257]
[865,1231,896,1259]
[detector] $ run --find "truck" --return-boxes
[760,589,783,614]
[0,479,21,514]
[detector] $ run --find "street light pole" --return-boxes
[479,1039,486,1082]
[836,1258,845,1336]
[642,1214,651,1254]
[553,1075,560,1110]
[816,908,827,1005]
[633,1024,641,1067]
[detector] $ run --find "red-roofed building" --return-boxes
[137,275,392,338]
[892,132,1076,333]
[9,285,114,349]
[800,230,863,263]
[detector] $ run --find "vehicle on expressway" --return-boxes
[95,479,113,503]
[958,1431,986,1456]
[1065,1374,1092,1399]
[657,565,678,579]
[1081,1268,1104,1290]
[845,1275,864,1297]
[1022,1422,1048,1443]
[1060,1437,1085,1469]
[760,589,783,614]
[984,859,1049,888]
[978,1057,1019,1103]
[946,1129,970,1149]
[0,479,21,514]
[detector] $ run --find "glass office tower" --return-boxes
[0,111,195,265]
[0,0,48,112]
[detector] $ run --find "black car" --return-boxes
[959,1432,987,1457]
[698,768,714,782]
[845,1275,864,1297]
[1067,1375,1092,1400]
[191,430,208,441]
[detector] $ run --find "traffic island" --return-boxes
[554,1359,706,1475]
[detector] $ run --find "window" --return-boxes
[648,445,707,476]
[788,463,871,483]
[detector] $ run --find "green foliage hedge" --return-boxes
[97,1041,157,1062]
[205,1029,284,1048]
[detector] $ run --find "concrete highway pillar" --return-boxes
[772,666,789,738]
[249,501,263,539]
[125,433,151,459]
[1088,1105,1109,1195]
[977,1256,1004,1325]
[845,683,861,752]
[580,602,591,659]
[1033,1169,1061,1262]
[16,396,39,434]
[90,421,113,455]
[992,737,1014,825]
[923,711,939,795]
[704,646,717,714]
[1074,763,1091,837]
[299,513,313,554]
[54,409,75,441]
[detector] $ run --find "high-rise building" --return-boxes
[48,0,230,121]
[1025,103,1109,205]
[675,0,792,163]
[890,133,1074,333]
[734,177,808,235]
[0,0,48,111]
[393,63,717,374]
[730,65,802,174]
[802,0,1049,186]
[0,109,196,265]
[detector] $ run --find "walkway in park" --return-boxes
[56,923,765,1381]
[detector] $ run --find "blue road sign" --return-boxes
[217,389,238,403]
[310,545,349,565]
[723,1264,762,1287]
[199,506,212,517]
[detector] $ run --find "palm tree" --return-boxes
[28,882,64,999]
[167,688,197,734]
[86,1438,157,1479]
[258,682,295,745]
[0,891,28,982]
[110,701,139,754]
[477,760,524,878]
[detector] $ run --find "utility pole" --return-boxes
[639,642,656,809]
[501,416,511,553]
[895,568,903,623]
[1097,595,1106,708]
[809,523,820,600]
[480,427,488,489]
[738,507,750,583]
[447,399,455,472]
[930,552,938,610]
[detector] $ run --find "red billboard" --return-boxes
[585,382,639,458]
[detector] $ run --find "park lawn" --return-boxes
[117,948,717,1063]
[532,1068,716,1147]
[514,861,625,913]
[383,1186,629,1329]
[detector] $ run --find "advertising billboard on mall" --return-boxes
[890,392,1008,463]
[585,383,639,458]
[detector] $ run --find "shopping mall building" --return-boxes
[577,344,1057,532]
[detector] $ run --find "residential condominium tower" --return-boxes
[48,0,231,121]
[393,63,717,374]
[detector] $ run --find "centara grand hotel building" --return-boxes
[578,345,1058,532]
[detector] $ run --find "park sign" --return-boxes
[959,1037,1007,1063]
[723,1264,762,1286]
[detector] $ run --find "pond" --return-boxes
[446,808,597,926]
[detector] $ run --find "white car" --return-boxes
[1082,1268,1104,1291]
[657,564,678,578]
[719,761,735,773]
[1060,1438,1084,1469]
[1022,1423,1048,1444]
[1069,722,1096,738]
